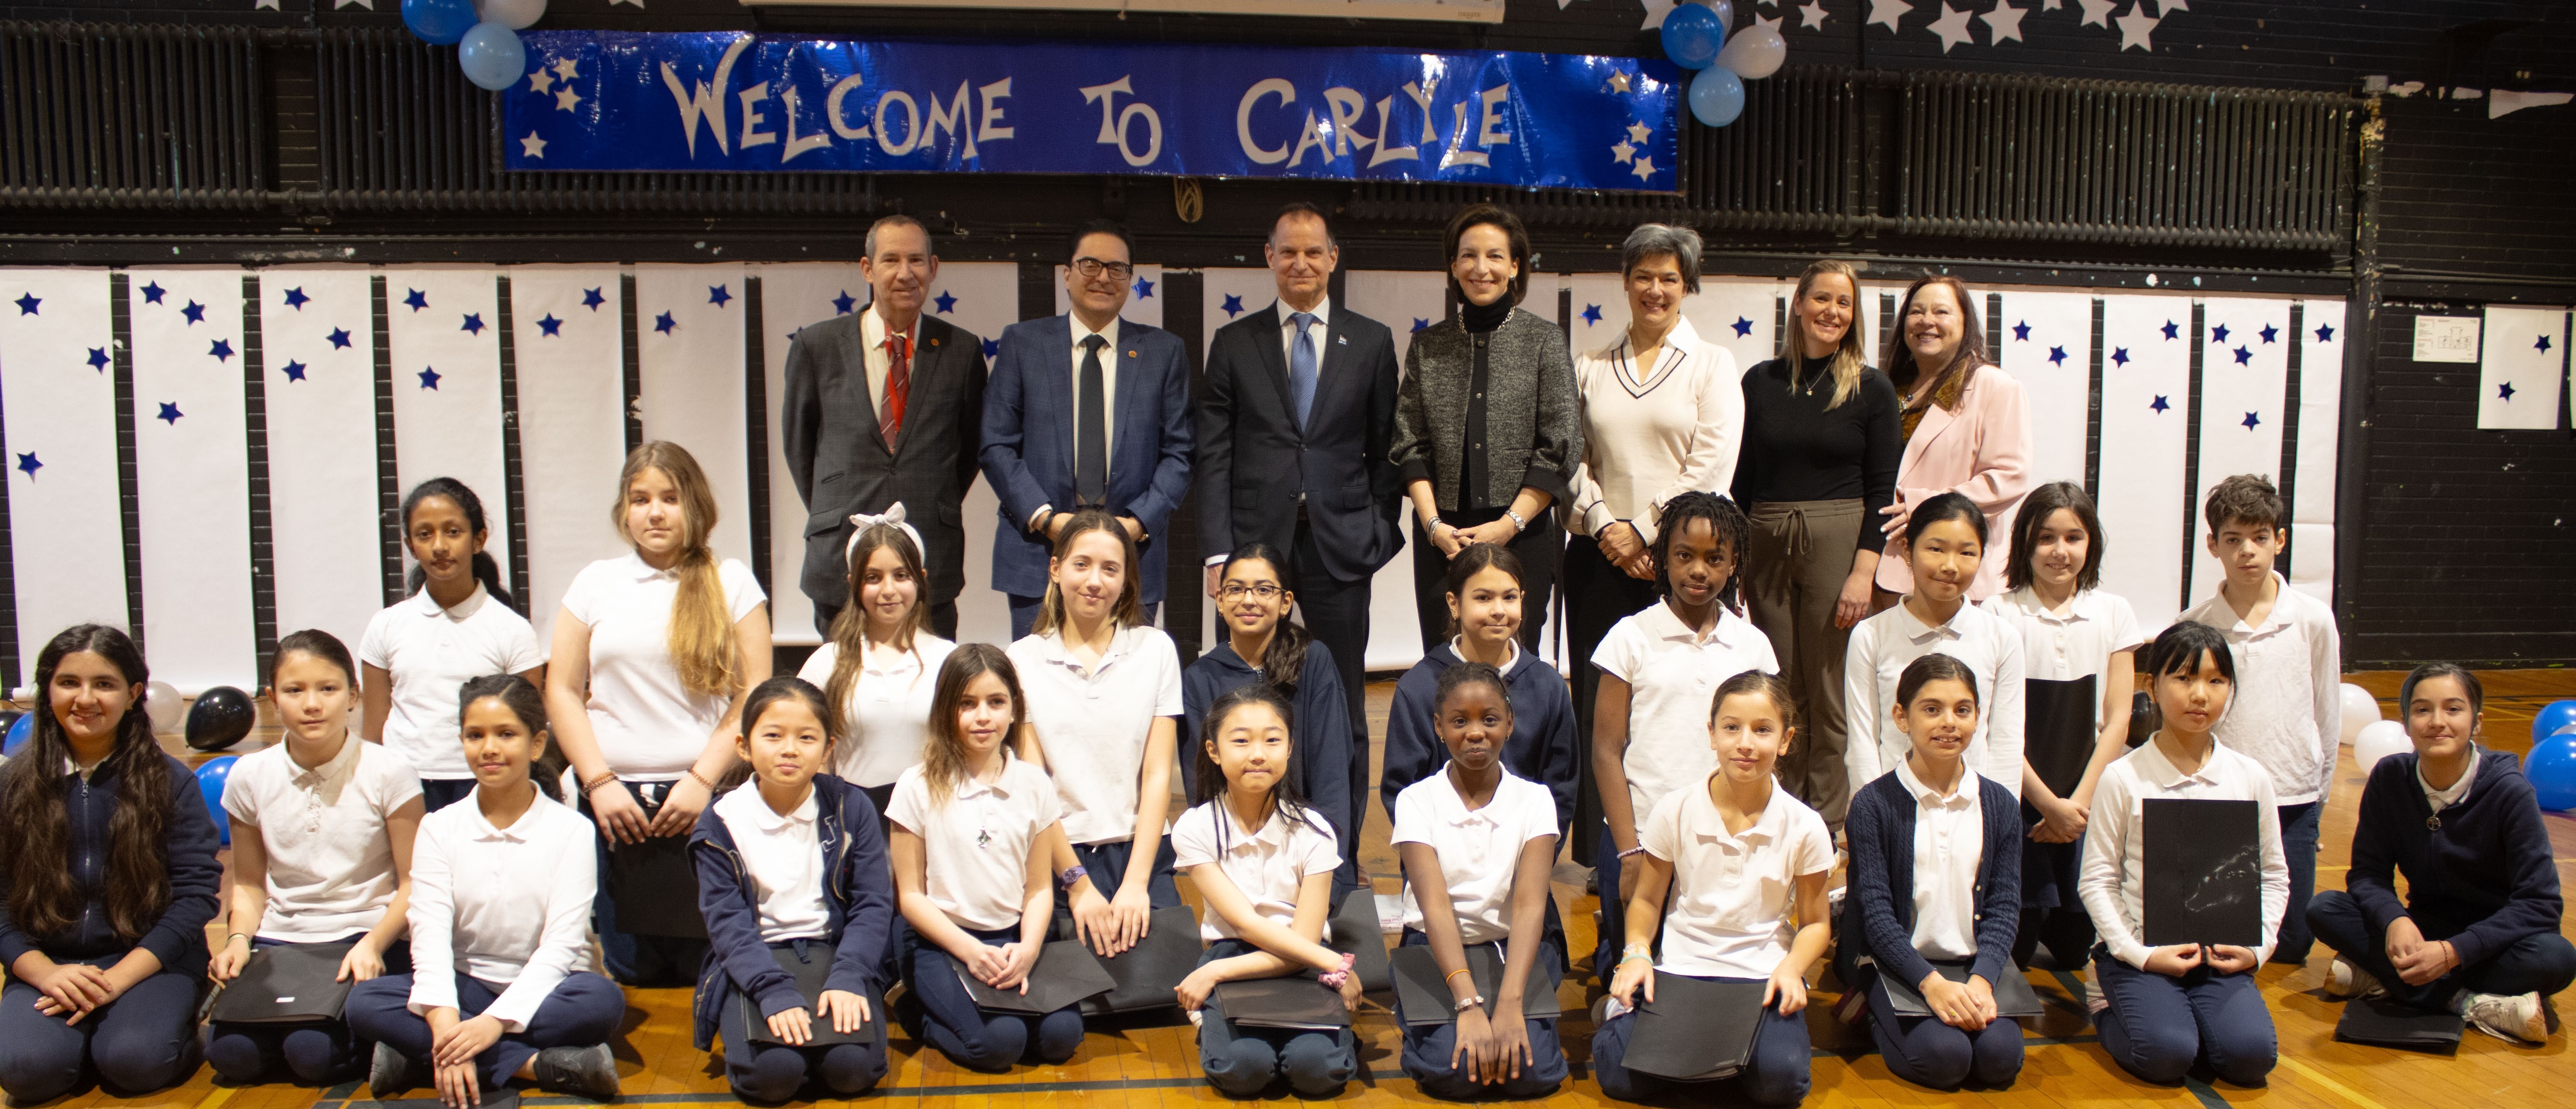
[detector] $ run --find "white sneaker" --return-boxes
[2463,992,2548,1044]
[2324,956,2384,1000]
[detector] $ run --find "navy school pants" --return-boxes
[2090,949,2275,1086]
[1192,940,1357,1099]
[344,971,625,1092]
[0,953,203,1102]
[903,924,1084,1071]
[204,938,413,1085]
[2306,889,2576,1013]
[712,975,886,1102]
[1590,975,1810,1106]
[1392,932,1566,1101]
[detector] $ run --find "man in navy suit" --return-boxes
[980,219,1194,639]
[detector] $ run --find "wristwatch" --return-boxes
[1453,993,1487,1013]
[1057,865,1089,891]
[1503,508,1528,533]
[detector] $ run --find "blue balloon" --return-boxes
[195,755,239,847]
[401,0,477,46]
[458,22,529,92]
[1,712,27,757]
[2525,727,2576,813]
[2533,699,2576,746]
[1660,3,1728,71]
[1689,65,1747,128]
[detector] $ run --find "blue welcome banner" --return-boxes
[505,32,1681,192]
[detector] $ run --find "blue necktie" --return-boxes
[1288,311,1319,432]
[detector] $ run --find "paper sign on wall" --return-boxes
[2412,315,2480,363]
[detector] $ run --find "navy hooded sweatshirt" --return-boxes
[1379,642,1579,832]
[0,753,223,978]
[1181,640,1358,886]
[687,773,895,1051]
[2345,748,2563,967]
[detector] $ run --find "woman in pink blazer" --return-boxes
[1873,276,2031,602]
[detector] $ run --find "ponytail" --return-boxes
[615,442,740,699]
[401,477,515,610]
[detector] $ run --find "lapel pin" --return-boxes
[1337,335,1348,345]
[1127,350,1137,358]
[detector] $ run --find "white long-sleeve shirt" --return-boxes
[1844,599,2026,797]
[2180,572,2342,805]
[405,790,599,1031]
[1566,317,1743,543]
[2079,738,2290,969]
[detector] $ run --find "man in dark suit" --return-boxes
[1198,202,1402,854]
[782,214,986,638]
[980,219,1193,640]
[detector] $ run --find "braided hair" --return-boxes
[1649,491,1751,615]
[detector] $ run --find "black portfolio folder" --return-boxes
[208,941,359,1023]
[1079,905,1203,1015]
[1388,943,1563,1026]
[957,940,1118,1015]
[2333,996,2464,1054]
[1620,974,1766,1081]
[1210,976,1352,1030]
[1877,960,2045,1020]
[737,943,872,1047]
[2023,675,2099,799]
[2141,797,2263,948]
[608,785,706,939]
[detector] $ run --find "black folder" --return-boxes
[208,941,358,1023]
[2023,675,2099,799]
[737,944,872,1047]
[1876,960,2045,1020]
[1388,944,1563,1026]
[2333,996,2463,1054]
[607,786,707,939]
[1210,976,1352,1030]
[957,940,1119,1015]
[1327,889,1392,994]
[2141,798,2263,948]
[1620,973,1766,1081]
[1079,905,1203,1015]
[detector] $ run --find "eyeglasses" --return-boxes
[1071,257,1136,282]
[1218,582,1284,601]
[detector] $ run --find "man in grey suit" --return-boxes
[783,214,986,638]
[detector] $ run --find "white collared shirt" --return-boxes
[1391,766,1559,944]
[860,303,920,425]
[798,634,956,789]
[1278,295,1331,366]
[2421,747,2479,812]
[1006,625,1183,846]
[1169,799,1341,941]
[1639,778,1833,979]
[887,753,1063,932]
[1894,759,1984,961]
[1845,599,2026,798]
[1567,317,1744,541]
[2180,572,2342,805]
[360,584,548,778]
[714,783,829,943]
[560,554,766,780]
[406,790,598,1031]
[1593,601,1779,837]
[1029,313,1132,531]
[2078,738,2289,969]
[223,737,423,943]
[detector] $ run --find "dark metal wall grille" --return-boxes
[0,22,267,206]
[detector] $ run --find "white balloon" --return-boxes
[144,680,185,736]
[473,0,545,30]
[2336,682,2381,746]
[2352,720,2413,773]
[1713,26,1787,80]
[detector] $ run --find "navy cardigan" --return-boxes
[0,753,222,978]
[1379,643,1579,832]
[2346,749,2562,966]
[1841,768,2023,993]
[1182,641,1357,885]
[687,774,895,1051]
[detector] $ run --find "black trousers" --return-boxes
[1412,506,1557,654]
[1292,514,1374,873]
[1563,538,1658,863]
[814,599,957,641]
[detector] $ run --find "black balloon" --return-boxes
[185,686,258,751]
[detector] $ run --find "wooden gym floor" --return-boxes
[34,668,2576,1109]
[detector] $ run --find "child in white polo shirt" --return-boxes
[1845,492,2026,804]
[1171,685,1357,1100]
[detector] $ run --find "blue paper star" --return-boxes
[2111,347,2131,366]
[1412,318,1429,334]
[831,289,857,315]
[2232,345,2255,366]
[326,327,353,350]
[87,347,110,372]
[1133,277,1155,299]
[139,281,166,304]
[460,313,486,335]
[282,286,310,310]
[2538,335,2555,354]
[281,359,308,382]
[537,313,563,337]
[13,292,38,316]
[208,338,233,362]
[156,402,184,424]
[1580,304,1603,326]
[2499,382,2517,401]
[2150,395,2171,413]
[981,338,999,358]
[933,291,958,314]
[653,311,678,335]
[708,284,732,308]
[1731,317,1754,338]
[403,288,429,312]
[181,300,207,325]
[2258,324,2279,344]
[2011,320,2032,341]
[582,287,606,310]
[1220,294,1245,318]
[2210,324,2230,344]
[14,452,38,479]
[2240,410,2261,430]
[2314,321,2335,343]
[417,367,441,390]
[2047,345,2069,366]
[2160,320,2180,341]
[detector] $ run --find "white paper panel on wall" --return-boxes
[0,268,129,679]
[508,266,629,642]
[258,268,380,653]
[2291,300,2348,606]
[1199,268,1279,356]
[2096,294,2195,632]
[1343,270,1447,371]
[753,263,868,645]
[634,264,753,578]
[127,269,256,690]
[1993,289,2096,488]
[2188,297,2293,603]
[1683,279,1781,372]
[2476,305,2568,431]
[1861,283,1913,367]
[1053,263,1164,330]
[1564,274,1627,358]
[384,267,512,584]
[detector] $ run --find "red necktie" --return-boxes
[881,331,910,448]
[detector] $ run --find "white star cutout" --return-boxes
[255,0,278,8]
[1757,12,1783,31]
[1607,71,1632,94]
[552,57,580,81]
[1627,121,1653,145]
[333,0,372,8]
[1928,2,1975,50]
[555,85,583,112]
[2161,0,2187,10]
[1640,0,1679,30]
[528,69,555,95]
[611,0,644,7]
[519,131,547,158]
[2116,4,2159,50]
[2078,0,2115,28]
[1801,1,1831,29]
[1982,0,2027,43]
[1631,155,1656,181]
[1612,139,1637,164]
[1869,0,1912,32]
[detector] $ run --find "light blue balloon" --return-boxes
[458,22,528,93]
[401,0,477,46]
[2527,728,2576,813]
[1660,3,1728,71]
[1689,65,1747,128]
[195,755,239,847]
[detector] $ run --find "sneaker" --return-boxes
[1831,986,1870,1026]
[2324,956,2384,1000]
[2463,992,2548,1045]
[368,1042,420,1097]
[532,1044,621,1100]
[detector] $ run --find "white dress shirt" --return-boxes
[406,790,599,1031]
[560,554,766,780]
[359,584,548,779]
[1029,313,1125,531]
[2078,738,2289,969]
[1169,799,1341,941]
[1591,601,1779,836]
[2180,572,2342,805]
[1006,625,1183,845]
[1390,767,1559,945]
[859,303,920,423]
[1894,759,1984,961]
[1567,317,1745,542]
[798,635,956,789]
[1845,598,2026,798]
[886,752,1063,933]
[1203,297,1335,568]
[222,737,423,943]
[1639,779,1833,979]
[714,783,830,943]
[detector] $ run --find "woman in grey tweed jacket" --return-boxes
[1392,203,1584,652]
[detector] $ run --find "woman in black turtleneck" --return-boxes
[1391,203,1584,653]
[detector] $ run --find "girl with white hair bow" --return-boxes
[797,504,957,817]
